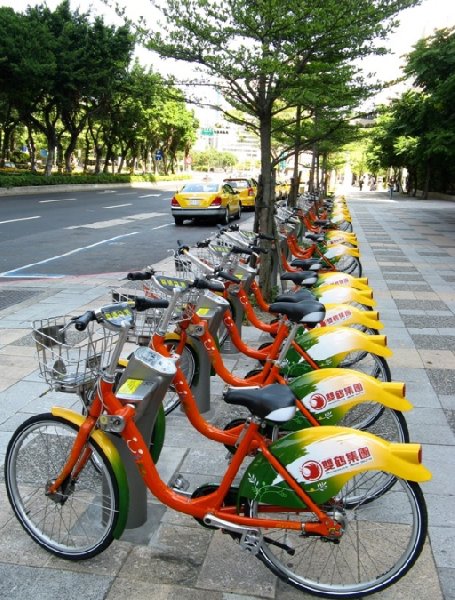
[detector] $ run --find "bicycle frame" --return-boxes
[48,369,431,543]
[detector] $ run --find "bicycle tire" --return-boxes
[248,478,427,598]
[340,352,391,382]
[5,414,120,560]
[335,255,362,277]
[162,341,196,415]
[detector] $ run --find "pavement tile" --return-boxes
[388,348,425,368]
[417,349,455,368]
[196,531,276,598]
[438,568,455,600]
[425,368,455,395]
[0,190,453,599]
[0,563,114,600]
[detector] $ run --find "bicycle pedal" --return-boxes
[169,473,190,491]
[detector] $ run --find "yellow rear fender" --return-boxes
[325,231,357,242]
[279,426,432,487]
[323,245,360,259]
[315,287,376,307]
[321,304,383,330]
[290,367,412,413]
[317,272,369,290]
[299,326,392,358]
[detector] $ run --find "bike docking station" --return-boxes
[221,261,257,354]
[109,346,177,528]
[185,289,231,413]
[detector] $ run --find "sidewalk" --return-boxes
[0,190,454,599]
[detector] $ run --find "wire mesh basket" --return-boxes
[32,316,118,392]
[146,276,203,322]
[111,284,165,345]
[174,247,219,277]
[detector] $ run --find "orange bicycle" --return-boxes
[4,296,431,599]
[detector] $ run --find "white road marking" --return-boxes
[97,190,117,194]
[0,216,40,225]
[39,198,77,203]
[103,203,132,208]
[138,193,161,198]
[65,212,165,229]
[151,223,172,230]
[0,232,139,277]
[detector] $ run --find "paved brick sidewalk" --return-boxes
[0,191,453,599]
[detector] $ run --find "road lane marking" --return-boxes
[65,212,165,229]
[151,223,172,230]
[139,193,161,198]
[103,203,133,208]
[0,216,40,225]
[39,198,77,204]
[97,190,117,194]
[0,232,139,278]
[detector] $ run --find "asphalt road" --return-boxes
[0,185,251,279]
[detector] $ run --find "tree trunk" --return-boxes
[257,112,275,301]
[422,163,431,199]
[94,146,103,175]
[27,126,37,172]
[45,143,55,176]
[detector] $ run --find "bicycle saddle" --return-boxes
[268,300,325,324]
[223,383,296,422]
[280,271,318,286]
[274,289,316,303]
[304,232,325,242]
[290,258,322,271]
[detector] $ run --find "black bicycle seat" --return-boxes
[275,289,316,303]
[290,258,322,271]
[223,383,296,422]
[268,300,325,324]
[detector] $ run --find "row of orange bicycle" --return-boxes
[4,193,431,598]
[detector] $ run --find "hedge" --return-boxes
[0,172,191,188]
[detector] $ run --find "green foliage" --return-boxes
[0,172,191,188]
[0,2,199,176]
[367,27,455,195]
[190,148,237,170]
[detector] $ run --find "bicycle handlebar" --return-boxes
[127,270,153,281]
[72,311,96,331]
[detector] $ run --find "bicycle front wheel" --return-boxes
[5,414,120,560]
[249,477,427,598]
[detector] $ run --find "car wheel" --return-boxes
[234,202,241,220]
[174,217,184,226]
[220,207,230,225]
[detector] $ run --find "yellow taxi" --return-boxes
[171,180,241,226]
[222,177,257,210]
[275,179,290,200]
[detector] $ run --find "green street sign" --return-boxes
[200,128,214,136]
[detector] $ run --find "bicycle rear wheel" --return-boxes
[163,341,196,414]
[341,352,391,382]
[248,477,427,598]
[5,414,120,560]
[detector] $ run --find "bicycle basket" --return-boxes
[144,275,203,325]
[111,284,163,345]
[32,316,117,392]
[174,246,218,277]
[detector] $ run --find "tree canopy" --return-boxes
[0,1,199,175]
[146,0,420,295]
[367,27,455,197]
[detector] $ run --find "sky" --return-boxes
[1,0,455,108]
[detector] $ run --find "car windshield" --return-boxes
[182,183,219,193]
[224,180,248,188]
